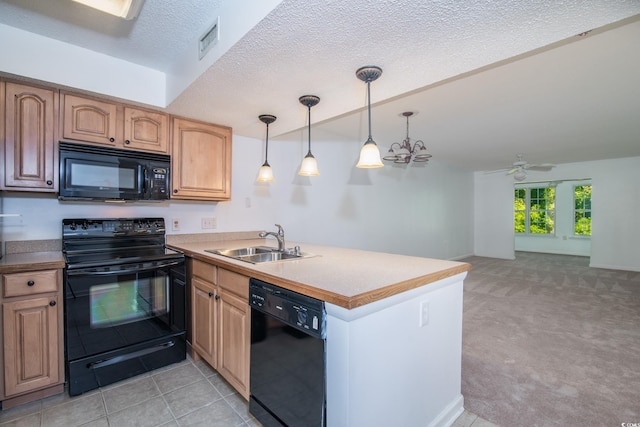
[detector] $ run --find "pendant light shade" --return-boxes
[355,66,384,168]
[298,95,320,176]
[257,114,276,182]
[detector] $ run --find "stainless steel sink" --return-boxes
[210,246,274,258]
[205,246,314,264]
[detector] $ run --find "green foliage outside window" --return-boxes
[574,185,592,236]
[514,187,555,234]
[514,189,526,233]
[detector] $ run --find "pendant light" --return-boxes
[355,66,384,168]
[298,95,320,176]
[257,114,276,182]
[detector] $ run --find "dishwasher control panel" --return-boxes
[249,278,326,339]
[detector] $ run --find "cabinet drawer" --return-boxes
[218,268,249,299]
[3,270,59,297]
[192,260,217,284]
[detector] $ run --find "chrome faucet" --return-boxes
[259,224,285,252]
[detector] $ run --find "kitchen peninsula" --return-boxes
[169,237,471,427]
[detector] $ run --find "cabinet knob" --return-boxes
[27,280,35,287]
[208,292,214,298]
[173,189,178,193]
[46,180,53,186]
[109,137,115,142]
[49,301,57,307]
[215,294,220,301]
[125,139,130,144]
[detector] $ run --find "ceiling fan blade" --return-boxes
[527,163,556,171]
[484,168,509,174]
[507,167,519,174]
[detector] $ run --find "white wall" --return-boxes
[264,127,475,260]
[473,171,515,259]
[588,157,640,271]
[474,156,640,271]
[0,24,166,107]
[1,132,474,261]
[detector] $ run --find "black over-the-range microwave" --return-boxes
[58,142,171,202]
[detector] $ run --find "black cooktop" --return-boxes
[62,218,183,269]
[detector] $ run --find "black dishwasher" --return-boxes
[249,278,326,427]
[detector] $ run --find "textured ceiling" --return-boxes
[1,0,639,172]
[0,0,223,71]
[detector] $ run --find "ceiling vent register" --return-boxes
[199,17,220,59]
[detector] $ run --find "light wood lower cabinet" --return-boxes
[189,260,250,399]
[191,276,217,368]
[1,269,64,408]
[217,269,250,399]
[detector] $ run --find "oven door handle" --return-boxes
[66,259,184,276]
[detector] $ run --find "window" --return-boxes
[514,189,526,233]
[574,185,592,236]
[514,186,555,234]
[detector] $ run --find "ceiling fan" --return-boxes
[489,154,556,181]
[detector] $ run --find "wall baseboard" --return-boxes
[588,262,640,273]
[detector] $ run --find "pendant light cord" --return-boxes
[405,114,410,140]
[367,81,372,140]
[307,105,312,155]
[265,121,270,164]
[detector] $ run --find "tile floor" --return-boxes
[0,356,496,426]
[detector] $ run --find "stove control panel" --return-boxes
[63,218,166,237]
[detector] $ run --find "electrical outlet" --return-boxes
[419,300,429,327]
[172,219,180,231]
[201,217,217,229]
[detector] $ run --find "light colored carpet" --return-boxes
[460,252,640,426]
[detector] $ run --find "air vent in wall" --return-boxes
[199,17,220,59]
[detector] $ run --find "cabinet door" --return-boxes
[123,107,169,154]
[3,296,60,397]
[217,288,250,399]
[191,277,217,368]
[171,118,232,201]
[2,82,57,191]
[62,93,119,146]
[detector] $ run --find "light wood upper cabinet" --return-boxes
[171,118,232,200]
[124,107,169,153]
[2,82,57,192]
[62,93,169,154]
[62,93,119,146]
[1,269,63,405]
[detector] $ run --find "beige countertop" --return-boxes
[168,239,471,309]
[0,251,66,274]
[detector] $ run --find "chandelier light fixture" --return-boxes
[355,65,384,168]
[256,114,276,182]
[383,112,432,164]
[298,95,321,176]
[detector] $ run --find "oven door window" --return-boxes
[90,276,168,328]
[65,265,177,361]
